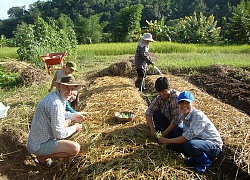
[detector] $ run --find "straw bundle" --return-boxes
[0,61,49,86]
[94,59,136,78]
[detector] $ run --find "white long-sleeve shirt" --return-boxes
[27,90,75,154]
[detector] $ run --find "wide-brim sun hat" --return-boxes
[66,61,78,72]
[56,76,81,89]
[141,33,155,42]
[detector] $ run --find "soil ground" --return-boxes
[186,65,250,116]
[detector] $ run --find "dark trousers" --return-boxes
[153,110,183,138]
[173,139,221,158]
[135,68,146,90]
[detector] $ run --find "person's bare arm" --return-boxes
[145,114,156,135]
[158,136,187,145]
[161,123,177,137]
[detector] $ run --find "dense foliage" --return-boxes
[14,17,77,67]
[0,0,249,44]
[0,67,20,88]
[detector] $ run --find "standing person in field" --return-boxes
[145,77,183,140]
[134,33,155,91]
[48,61,79,114]
[158,91,223,173]
[27,76,86,169]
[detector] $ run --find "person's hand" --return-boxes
[150,129,156,137]
[75,123,83,131]
[73,114,86,123]
[77,111,88,115]
[158,137,170,145]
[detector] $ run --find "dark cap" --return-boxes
[155,77,170,92]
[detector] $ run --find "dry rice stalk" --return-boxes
[145,75,250,174]
[62,74,250,179]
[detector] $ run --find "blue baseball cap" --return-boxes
[178,91,194,103]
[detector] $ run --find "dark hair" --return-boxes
[70,93,79,109]
[155,77,170,92]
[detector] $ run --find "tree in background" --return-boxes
[226,0,250,44]
[56,14,74,30]
[0,35,7,47]
[74,14,105,44]
[0,0,246,44]
[113,4,143,42]
[172,12,221,44]
[145,18,172,42]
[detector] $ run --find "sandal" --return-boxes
[34,158,59,169]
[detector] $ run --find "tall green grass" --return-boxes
[76,42,250,56]
[1,43,249,73]
[0,47,18,59]
[1,42,249,60]
[155,53,250,71]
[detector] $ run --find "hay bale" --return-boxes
[93,56,137,78]
[20,68,49,86]
[109,61,133,77]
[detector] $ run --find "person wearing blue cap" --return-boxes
[158,91,223,173]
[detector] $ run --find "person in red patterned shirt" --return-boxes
[145,77,183,139]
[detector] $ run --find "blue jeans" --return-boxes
[153,110,183,138]
[172,139,221,158]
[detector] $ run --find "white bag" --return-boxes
[0,102,10,119]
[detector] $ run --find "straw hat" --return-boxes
[56,76,81,89]
[141,33,155,42]
[66,61,78,72]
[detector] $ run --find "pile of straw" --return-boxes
[57,75,199,179]
[0,61,49,86]
[62,74,250,179]
[146,75,250,175]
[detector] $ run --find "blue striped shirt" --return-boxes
[27,90,76,154]
[182,108,223,150]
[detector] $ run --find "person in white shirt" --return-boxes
[27,76,85,169]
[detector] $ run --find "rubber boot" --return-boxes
[139,78,147,91]
[192,152,212,173]
[185,157,197,167]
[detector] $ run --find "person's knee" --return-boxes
[70,142,80,156]
[183,141,194,153]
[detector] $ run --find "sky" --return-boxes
[0,0,41,20]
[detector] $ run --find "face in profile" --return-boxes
[69,90,77,102]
